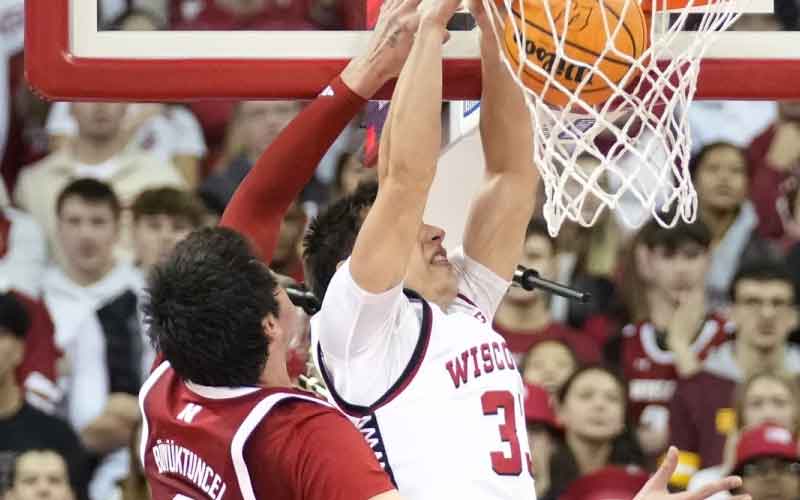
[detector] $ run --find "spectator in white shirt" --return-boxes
[0,179,46,298]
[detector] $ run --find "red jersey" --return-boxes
[614,314,732,427]
[140,361,393,500]
[12,290,62,413]
[493,321,601,366]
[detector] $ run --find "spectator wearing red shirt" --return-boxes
[605,218,731,459]
[747,101,800,241]
[493,218,600,367]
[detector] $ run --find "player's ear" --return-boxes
[261,314,282,342]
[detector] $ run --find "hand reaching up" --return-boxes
[633,447,750,500]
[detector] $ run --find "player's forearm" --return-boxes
[387,21,446,188]
[478,29,535,176]
[220,76,365,262]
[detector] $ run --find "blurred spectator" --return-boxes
[130,187,206,273]
[494,218,600,366]
[521,339,579,394]
[733,424,800,500]
[552,156,624,342]
[200,101,301,213]
[605,218,731,458]
[4,450,77,500]
[0,293,88,500]
[691,142,776,308]
[687,371,800,499]
[669,258,800,484]
[523,382,561,498]
[0,179,47,298]
[334,150,377,200]
[14,102,185,264]
[540,366,644,500]
[111,422,149,500]
[172,0,345,31]
[41,180,144,500]
[271,201,306,281]
[48,9,207,187]
[748,101,800,241]
[558,465,650,500]
[99,1,168,26]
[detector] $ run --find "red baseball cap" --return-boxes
[559,465,650,500]
[734,423,799,473]
[523,382,560,431]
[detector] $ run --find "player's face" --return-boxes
[133,214,194,271]
[559,370,625,443]
[57,197,119,280]
[506,234,557,304]
[695,145,748,213]
[647,242,709,303]
[732,280,797,352]
[0,328,23,381]
[741,458,800,500]
[70,102,128,143]
[273,287,308,356]
[523,341,576,394]
[743,376,797,432]
[405,224,458,307]
[7,451,74,500]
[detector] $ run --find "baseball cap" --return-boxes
[734,423,799,474]
[0,292,29,338]
[559,465,650,500]
[523,382,560,431]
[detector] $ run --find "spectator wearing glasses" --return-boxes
[733,423,800,500]
[670,257,800,486]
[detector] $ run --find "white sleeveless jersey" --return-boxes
[311,252,536,500]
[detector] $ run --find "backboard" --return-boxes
[25,0,800,102]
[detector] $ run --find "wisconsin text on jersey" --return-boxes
[445,341,517,389]
[151,439,228,500]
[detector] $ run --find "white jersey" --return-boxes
[311,248,535,500]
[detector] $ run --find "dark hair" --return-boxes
[131,187,206,228]
[303,180,378,300]
[730,257,796,304]
[688,141,745,178]
[525,218,553,248]
[639,215,711,253]
[547,365,645,499]
[0,292,29,338]
[144,227,279,386]
[56,178,121,219]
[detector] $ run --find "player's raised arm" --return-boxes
[220,0,421,263]
[350,0,462,293]
[461,1,540,281]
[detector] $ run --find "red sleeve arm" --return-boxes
[220,77,367,263]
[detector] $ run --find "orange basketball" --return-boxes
[502,0,649,108]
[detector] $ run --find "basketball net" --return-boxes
[483,0,743,235]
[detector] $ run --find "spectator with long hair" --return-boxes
[539,365,645,500]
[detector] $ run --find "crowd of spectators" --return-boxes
[2,1,800,500]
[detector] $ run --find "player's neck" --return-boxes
[259,357,293,388]
[0,375,23,418]
[734,340,786,377]
[494,298,551,332]
[566,433,612,476]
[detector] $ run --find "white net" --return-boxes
[483,0,744,235]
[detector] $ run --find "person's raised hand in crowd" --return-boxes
[341,0,423,99]
[666,289,706,378]
[634,447,750,500]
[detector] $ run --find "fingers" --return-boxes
[680,476,743,500]
[641,446,679,494]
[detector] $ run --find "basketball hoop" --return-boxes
[483,0,744,235]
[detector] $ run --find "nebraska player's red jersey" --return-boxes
[140,362,393,500]
[617,314,732,427]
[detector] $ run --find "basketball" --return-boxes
[501,0,649,108]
